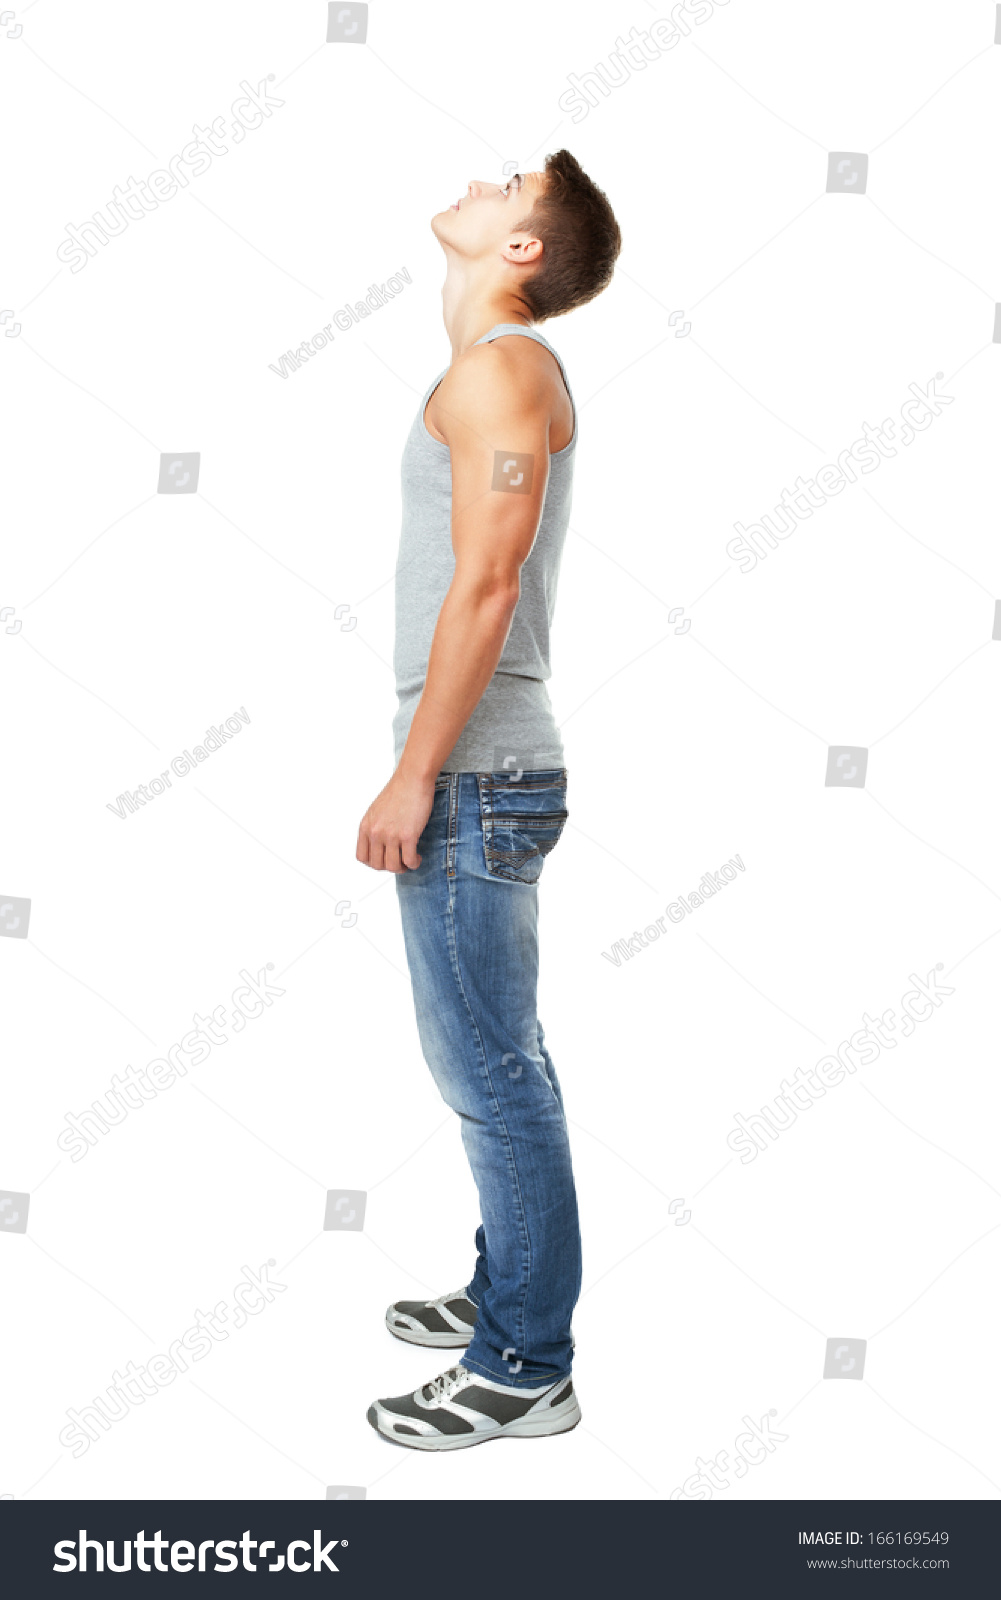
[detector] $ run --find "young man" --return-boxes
[356,151,621,1451]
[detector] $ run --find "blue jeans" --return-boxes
[395,769,580,1388]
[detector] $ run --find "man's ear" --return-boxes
[501,232,543,265]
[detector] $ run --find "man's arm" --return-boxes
[356,346,552,872]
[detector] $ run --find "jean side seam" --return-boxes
[442,862,532,1365]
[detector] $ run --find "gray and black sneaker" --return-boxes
[367,1364,580,1451]
[385,1288,478,1348]
[386,1287,577,1352]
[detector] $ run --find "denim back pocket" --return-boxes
[478,770,568,885]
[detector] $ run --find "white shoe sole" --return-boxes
[367,1392,581,1451]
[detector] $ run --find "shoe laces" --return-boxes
[422,1366,465,1403]
[427,1289,468,1308]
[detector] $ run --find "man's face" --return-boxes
[431,170,545,258]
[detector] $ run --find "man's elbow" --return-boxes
[461,572,522,619]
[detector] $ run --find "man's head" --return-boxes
[431,150,621,323]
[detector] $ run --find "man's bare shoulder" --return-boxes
[431,334,570,451]
[436,336,559,423]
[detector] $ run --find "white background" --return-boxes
[1,0,999,1503]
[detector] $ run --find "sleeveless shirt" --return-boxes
[392,323,576,773]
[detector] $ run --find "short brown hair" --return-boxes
[515,150,621,323]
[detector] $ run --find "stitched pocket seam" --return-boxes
[478,777,568,884]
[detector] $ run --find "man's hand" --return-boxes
[356,770,436,872]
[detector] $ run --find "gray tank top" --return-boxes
[392,323,576,773]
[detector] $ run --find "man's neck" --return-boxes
[440,256,532,360]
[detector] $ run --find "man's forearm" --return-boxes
[397,578,519,781]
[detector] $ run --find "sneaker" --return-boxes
[385,1288,477,1348]
[366,1364,580,1451]
[386,1288,576,1352]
